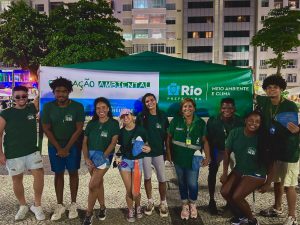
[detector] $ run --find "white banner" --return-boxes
[40,67,159,115]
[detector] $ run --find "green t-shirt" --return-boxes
[136,111,169,157]
[168,115,206,169]
[118,125,147,160]
[84,118,119,152]
[42,100,85,147]
[206,114,244,151]
[1,104,38,159]
[256,95,299,162]
[225,127,267,176]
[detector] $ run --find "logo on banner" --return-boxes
[167,83,202,96]
[168,83,180,96]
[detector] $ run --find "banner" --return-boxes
[40,66,253,117]
[40,67,159,116]
[159,70,253,117]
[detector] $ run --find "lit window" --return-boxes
[134,15,149,24]
[133,29,149,39]
[149,14,165,24]
[205,32,213,38]
[193,32,199,38]
[274,0,283,8]
[150,29,165,39]
[123,33,133,41]
[288,0,298,9]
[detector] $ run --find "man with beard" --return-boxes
[42,77,85,221]
[257,75,299,225]
[206,98,244,215]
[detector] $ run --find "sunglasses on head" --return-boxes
[15,94,28,100]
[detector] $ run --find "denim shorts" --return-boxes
[6,151,43,176]
[48,145,81,173]
[118,158,143,172]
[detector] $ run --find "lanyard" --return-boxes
[269,98,284,120]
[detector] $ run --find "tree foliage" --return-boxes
[251,7,300,75]
[43,0,126,66]
[0,0,49,77]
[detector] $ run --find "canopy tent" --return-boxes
[40,51,253,117]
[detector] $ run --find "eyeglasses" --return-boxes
[15,94,28,100]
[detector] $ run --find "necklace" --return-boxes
[270,98,284,120]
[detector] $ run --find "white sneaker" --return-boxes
[15,205,29,221]
[51,204,66,221]
[68,202,78,219]
[284,216,298,225]
[30,205,45,221]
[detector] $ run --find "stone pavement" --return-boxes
[0,139,299,225]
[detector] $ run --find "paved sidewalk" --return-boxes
[0,140,299,225]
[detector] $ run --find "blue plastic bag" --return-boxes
[89,150,106,167]
[132,138,144,157]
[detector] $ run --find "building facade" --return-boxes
[255,0,300,87]
[112,0,183,57]
[183,0,256,68]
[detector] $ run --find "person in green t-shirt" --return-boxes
[136,93,169,217]
[206,98,244,214]
[256,75,300,225]
[0,86,45,221]
[117,109,151,223]
[220,111,273,225]
[166,98,210,220]
[42,77,85,221]
[81,97,119,225]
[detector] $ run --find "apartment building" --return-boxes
[255,0,300,87]
[183,0,256,68]
[0,0,77,15]
[1,0,299,88]
[112,0,183,57]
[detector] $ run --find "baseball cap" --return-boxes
[119,108,132,118]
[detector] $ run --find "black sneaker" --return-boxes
[97,207,106,221]
[230,216,247,225]
[246,218,260,225]
[82,215,93,225]
[208,200,218,215]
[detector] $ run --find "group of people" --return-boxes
[0,75,299,225]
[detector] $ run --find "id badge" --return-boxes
[186,137,191,145]
[269,124,276,135]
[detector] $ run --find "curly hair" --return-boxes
[262,75,287,90]
[49,77,73,92]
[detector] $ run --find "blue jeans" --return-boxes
[174,164,201,202]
